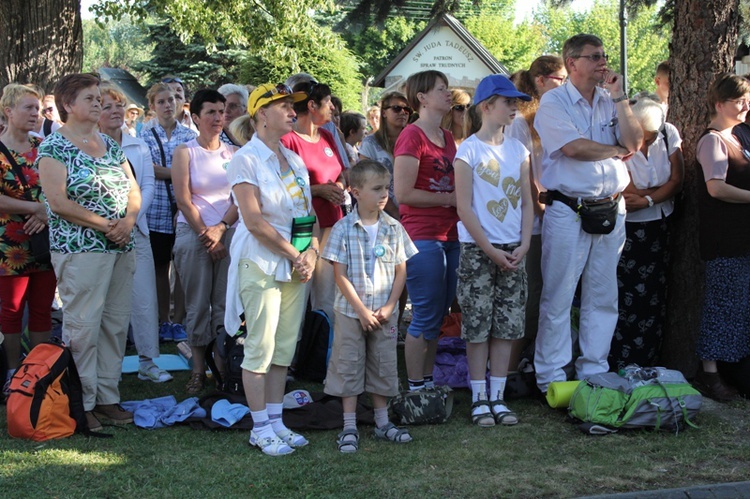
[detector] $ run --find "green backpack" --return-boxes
[568,368,702,434]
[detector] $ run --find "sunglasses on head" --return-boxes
[453,105,468,112]
[260,83,294,100]
[385,105,412,114]
[161,77,184,84]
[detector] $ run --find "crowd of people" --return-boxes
[1,31,749,455]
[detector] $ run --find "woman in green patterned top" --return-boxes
[37,73,141,432]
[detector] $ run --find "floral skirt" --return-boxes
[697,255,750,362]
[609,218,670,371]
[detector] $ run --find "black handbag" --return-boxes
[578,196,620,235]
[0,140,51,265]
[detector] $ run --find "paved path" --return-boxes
[580,481,750,498]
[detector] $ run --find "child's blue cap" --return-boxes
[474,74,531,105]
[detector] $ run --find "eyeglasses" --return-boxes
[575,53,609,62]
[260,83,294,100]
[385,105,412,114]
[545,75,567,83]
[727,98,750,107]
[161,77,184,84]
[452,105,468,112]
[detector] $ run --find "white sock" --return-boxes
[489,376,507,402]
[250,409,275,439]
[374,407,389,428]
[424,375,434,389]
[266,402,288,434]
[343,412,357,432]
[470,379,487,402]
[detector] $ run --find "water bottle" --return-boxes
[341,190,353,214]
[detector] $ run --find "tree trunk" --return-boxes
[0,0,83,92]
[661,0,740,375]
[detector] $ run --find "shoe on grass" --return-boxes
[138,363,173,383]
[171,323,188,342]
[159,322,173,342]
[92,404,133,425]
[276,428,309,448]
[249,430,295,456]
[85,411,103,432]
[693,370,739,402]
[185,372,206,395]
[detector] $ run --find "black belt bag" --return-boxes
[544,191,621,235]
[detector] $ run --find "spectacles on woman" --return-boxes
[545,75,567,83]
[385,105,412,115]
[452,105,468,112]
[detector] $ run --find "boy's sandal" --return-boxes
[490,400,518,426]
[336,428,360,453]
[185,372,206,395]
[471,400,496,428]
[373,422,413,443]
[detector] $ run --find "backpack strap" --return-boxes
[204,338,223,391]
[0,140,33,200]
[150,128,176,212]
[661,126,669,156]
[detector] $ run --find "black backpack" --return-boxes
[292,310,333,383]
[207,323,247,395]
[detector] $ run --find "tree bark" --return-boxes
[0,0,83,92]
[661,0,740,375]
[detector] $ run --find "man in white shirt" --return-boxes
[533,34,643,393]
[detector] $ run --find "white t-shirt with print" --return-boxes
[455,134,530,245]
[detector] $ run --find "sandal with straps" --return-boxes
[185,372,206,395]
[336,428,360,453]
[373,422,413,443]
[471,400,496,428]
[490,400,518,426]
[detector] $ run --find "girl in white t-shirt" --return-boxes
[454,75,534,428]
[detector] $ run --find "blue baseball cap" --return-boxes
[474,74,531,105]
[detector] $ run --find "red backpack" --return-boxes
[6,340,89,441]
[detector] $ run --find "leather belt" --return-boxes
[543,190,621,210]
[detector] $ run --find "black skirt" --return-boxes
[609,217,670,371]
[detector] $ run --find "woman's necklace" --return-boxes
[66,127,97,145]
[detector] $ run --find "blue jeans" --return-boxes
[406,239,460,340]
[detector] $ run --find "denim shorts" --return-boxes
[406,239,460,341]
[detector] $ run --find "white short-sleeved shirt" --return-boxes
[534,81,630,198]
[506,115,543,235]
[224,134,312,335]
[624,122,682,222]
[455,134,529,245]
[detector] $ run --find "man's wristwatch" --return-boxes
[220,221,230,230]
[645,195,654,207]
[612,94,628,103]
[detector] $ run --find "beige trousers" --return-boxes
[52,251,136,410]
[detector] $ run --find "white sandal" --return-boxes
[249,430,295,456]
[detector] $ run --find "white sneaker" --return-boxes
[249,430,295,456]
[137,364,173,383]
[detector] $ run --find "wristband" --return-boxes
[645,195,654,207]
[308,247,320,259]
[612,94,628,103]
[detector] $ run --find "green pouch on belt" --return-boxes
[291,215,316,252]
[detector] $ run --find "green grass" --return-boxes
[2,344,750,498]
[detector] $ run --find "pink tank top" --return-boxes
[176,139,234,227]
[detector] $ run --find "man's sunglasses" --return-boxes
[575,53,609,62]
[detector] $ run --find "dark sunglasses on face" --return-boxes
[453,105,468,112]
[575,53,609,62]
[385,105,412,114]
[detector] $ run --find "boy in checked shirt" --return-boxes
[322,160,417,453]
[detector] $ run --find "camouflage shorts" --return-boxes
[456,243,527,342]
